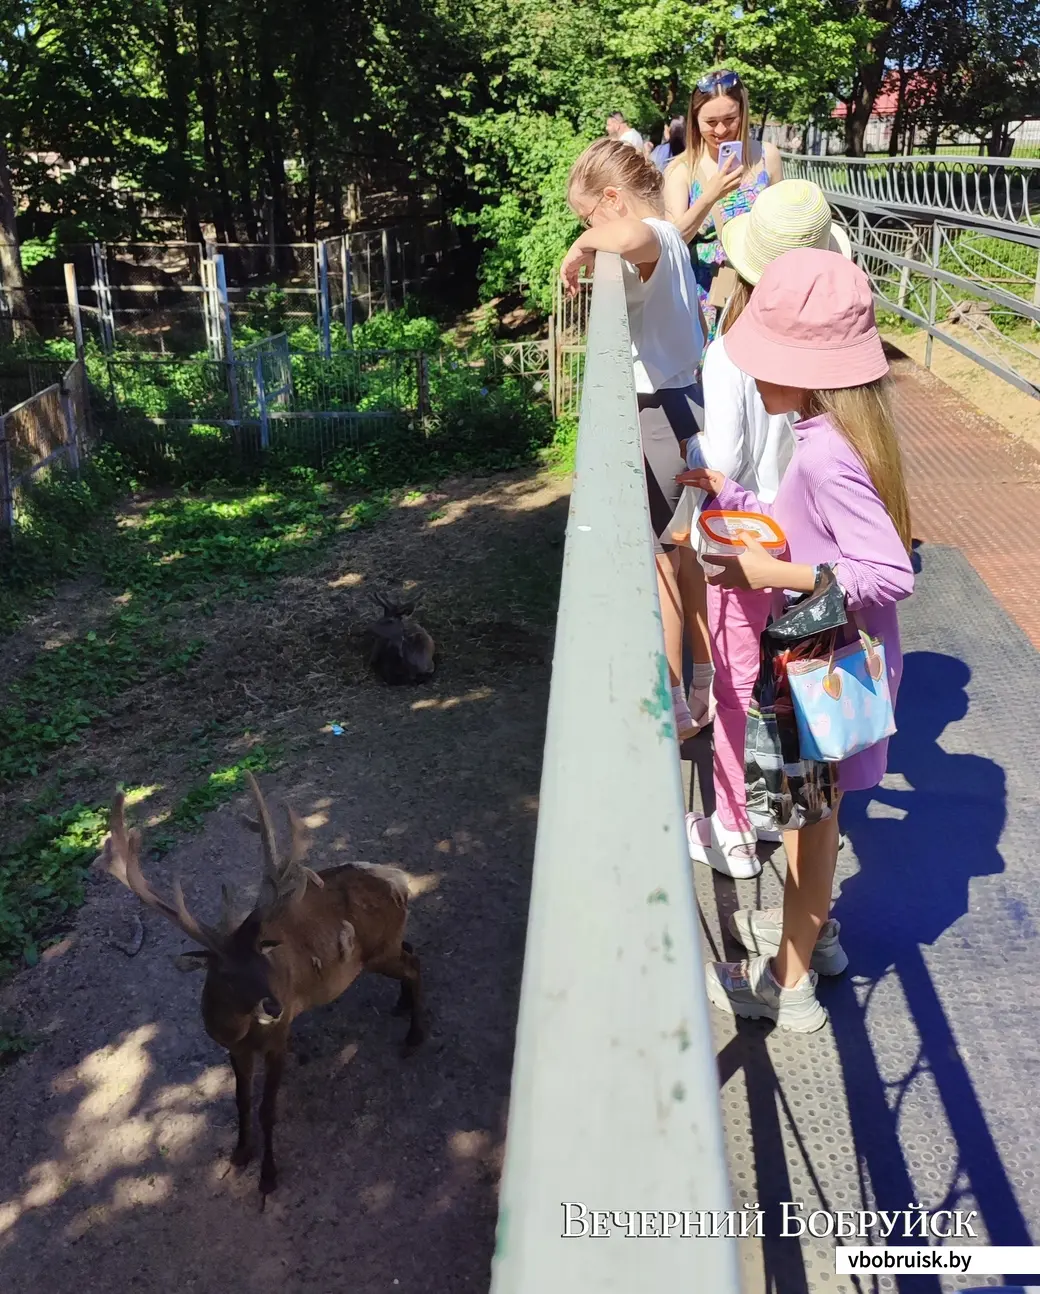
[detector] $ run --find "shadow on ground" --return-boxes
[0,468,570,1293]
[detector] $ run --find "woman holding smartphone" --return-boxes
[664,69,782,342]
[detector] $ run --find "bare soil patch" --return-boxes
[0,467,570,1293]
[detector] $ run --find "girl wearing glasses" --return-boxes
[664,69,782,342]
[559,138,714,742]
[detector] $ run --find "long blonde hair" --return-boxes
[719,275,753,334]
[809,380,913,553]
[567,138,665,216]
[683,76,752,181]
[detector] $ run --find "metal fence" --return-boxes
[554,276,593,418]
[489,251,740,1293]
[0,359,89,530]
[829,212,1040,400]
[3,221,461,353]
[90,338,544,471]
[782,152,1040,236]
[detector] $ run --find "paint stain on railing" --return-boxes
[640,652,675,741]
[647,888,669,905]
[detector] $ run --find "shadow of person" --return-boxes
[834,651,1005,977]
[827,651,1032,1282]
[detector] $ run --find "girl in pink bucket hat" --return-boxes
[672,180,853,882]
[679,246,914,1033]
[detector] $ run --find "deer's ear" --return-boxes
[172,951,214,974]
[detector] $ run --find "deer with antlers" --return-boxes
[98,773,425,1198]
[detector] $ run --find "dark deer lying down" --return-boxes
[368,590,436,685]
[98,773,424,1198]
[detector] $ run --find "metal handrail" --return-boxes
[782,152,1040,234]
[488,252,742,1293]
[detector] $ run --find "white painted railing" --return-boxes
[488,253,742,1293]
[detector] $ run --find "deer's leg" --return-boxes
[371,941,425,1049]
[229,1048,255,1168]
[258,1050,286,1196]
[391,939,415,1016]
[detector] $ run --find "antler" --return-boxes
[239,773,324,919]
[101,792,225,954]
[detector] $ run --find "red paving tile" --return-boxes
[887,347,1040,650]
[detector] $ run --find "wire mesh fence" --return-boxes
[3,220,461,353]
[0,359,88,530]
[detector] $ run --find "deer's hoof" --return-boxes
[230,1143,254,1170]
[259,1165,278,1197]
[403,1024,426,1054]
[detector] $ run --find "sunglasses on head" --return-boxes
[696,69,741,93]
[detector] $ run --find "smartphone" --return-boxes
[717,140,743,171]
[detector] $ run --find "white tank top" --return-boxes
[620,217,703,394]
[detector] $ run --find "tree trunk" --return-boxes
[0,136,36,339]
[225,48,259,242]
[888,60,909,155]
[159,0,204,244]
[256,25,292,245]
[846,0,904,156]
[194,0,236,242]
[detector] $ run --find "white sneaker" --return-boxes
[705,954,828,1032]
[686,811,762,879]
[756,825,784,843]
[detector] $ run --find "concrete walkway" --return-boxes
[688,350,1040,1293]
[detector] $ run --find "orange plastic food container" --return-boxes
[696,510,787,574]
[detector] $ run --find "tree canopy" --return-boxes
[0,0,1037,323]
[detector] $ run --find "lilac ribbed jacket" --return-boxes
[715,412,915,792]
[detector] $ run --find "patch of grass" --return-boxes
[0,747,281,979]
[0,802,111,975]
[165,746,280,834]
[0,614,205,784]
[0,447,132,631]
[542,414,577,474]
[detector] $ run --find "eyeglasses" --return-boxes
[696,69,741,94]
[581,195,605,229]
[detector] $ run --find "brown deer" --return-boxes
[98,772,424,1199]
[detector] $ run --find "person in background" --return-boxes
[681,248,914,1033]
[651,116,686,172]
[676,180,853,880]
[561,138,708,741]
[664,69,781,343]
[606,111,645,152]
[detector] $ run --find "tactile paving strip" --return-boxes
[688,543,1040,1293]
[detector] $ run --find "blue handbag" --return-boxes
[785,627,896,763]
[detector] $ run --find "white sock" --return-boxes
[692,662,714,689]
[671,684,690,710]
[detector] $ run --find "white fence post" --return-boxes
[213,254,240,420]
[91,242,115,353]
[315,239,332,358]
[254,351,269,450]
[342,235,353,342]
[65,263,85,359]
[381,228,392,311]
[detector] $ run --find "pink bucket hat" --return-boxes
[723,247,888,389]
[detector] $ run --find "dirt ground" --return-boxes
[881,321,1040,454]
[0,467,570,1293]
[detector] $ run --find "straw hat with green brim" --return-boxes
[720,179,852,285]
